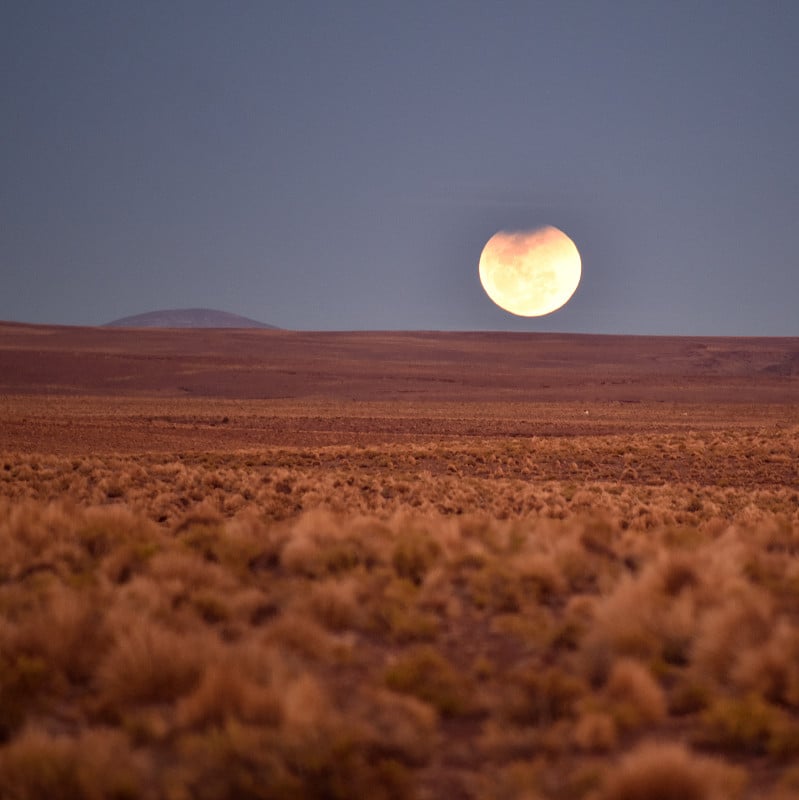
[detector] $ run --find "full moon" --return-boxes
[478,226,582,317]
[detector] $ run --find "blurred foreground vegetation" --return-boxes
[1,409,798,799]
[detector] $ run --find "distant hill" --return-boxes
[105,308,279,329]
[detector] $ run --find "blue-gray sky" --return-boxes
[2,1,798,334]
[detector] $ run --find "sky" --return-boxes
[2,1,798,335]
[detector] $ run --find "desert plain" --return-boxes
[0,321,798,799]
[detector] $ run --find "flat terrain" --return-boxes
[1,321,797,403]
[0,321,795,454]
[0,323,798,799]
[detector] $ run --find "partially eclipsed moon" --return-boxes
[478,226,582,317]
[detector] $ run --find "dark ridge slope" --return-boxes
[106,308,278,329]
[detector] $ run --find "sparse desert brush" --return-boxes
[358,688,439,766]
[365,574,440,642]
[730,619,799,707]
[209,512,284,575]
[179,716,415,800]
[385,645,471,717]
[391,526,442,585]
[306,577,361,631]
[603,658,667,731]
[97,621,205,710]
[657,550,700,596]
[1,396,798,797]
[572,710,618,753]
[0,651,50,742]
[478,759,545,800]
[0,725,146,800]
[508,541,568,603]
[10,583,110,685]
[280,509,386,577]
[263,612,344,662]
[580,571,695,684]
[0,501,80,575]
[551,538,601,594]
[668,676,712,716]
[771,766,799,800]
[696,693,794,757]
[504,666,585,727]
[147,548,237,600]
[588,526,759,668]
[691,581,774,683]
[599,741,746,800]
[478,718,541,764]
[469,559,526,613]
[176,661,281,730]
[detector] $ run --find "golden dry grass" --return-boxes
[0,387,798,798]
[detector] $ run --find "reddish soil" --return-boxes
[1,322,796,403]
[1,322,796,456]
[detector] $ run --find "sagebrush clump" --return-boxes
[0,396,797,797]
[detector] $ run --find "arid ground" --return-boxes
[0,322,797,799]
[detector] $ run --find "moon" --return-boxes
[478,226,582,317]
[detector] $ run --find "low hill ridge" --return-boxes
[106,308,278,329]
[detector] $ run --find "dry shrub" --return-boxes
[0,429,797,798]
[176,720,302,800]
[227,586,277,626]
[101,539,158,584]
[10,584,109,685]
[179,716,414,800]
[0,502,84,580]
[179,511,269,573]
[366,576,440,642]
[190,589,231,624]
[509,550,566,603]
[76,505,154,559]
[307,578,361,631]
[553,539,600,593]
[280,510,378,577]
[392,527,441,585]
[215,513,283,574]
[418,565,461,617]
[280,672,332,733]
[581,547,703,682]
[0,726,146,800]
[668,677,711,716]
[579,518,619,561]
[173,509,229,562]
[176,662,281,729]
[771,766,799,800]
[605,658,666,731]
[0,652,50,742]
[480,760,545,800]
[692,583,773,683]
[505,667,585,727]
[599,741,746,800]
[658,552,700,596]
[478,719,541,764]
[359,689,438,766]
[579,586,659,685]
[148,549,235,596]
[469,560,525,613]
[98,622,204,709]
[572,711,618,753]
[698,693,786,755]
[386,646,470,717]
[278,678,417,799]
[263,612,341,661]
[730,619,799,707]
